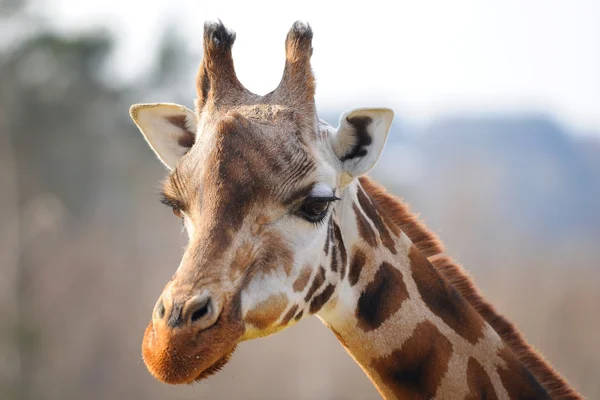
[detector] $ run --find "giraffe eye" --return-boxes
[296,196,337,223]
[172,208,182,218]
[159,193,185,219]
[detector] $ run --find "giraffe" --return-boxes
[129,21,582,399]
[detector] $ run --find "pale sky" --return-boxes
[41,0,600,134]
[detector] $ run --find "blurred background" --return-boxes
[1,0,599,398]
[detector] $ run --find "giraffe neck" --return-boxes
[317,178,552,400]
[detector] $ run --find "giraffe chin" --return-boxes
[141,317,243,385]
[192,348,236,382]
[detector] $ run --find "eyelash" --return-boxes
[309,212,331,228]
[159,194,184,219]
[296,195,340,225]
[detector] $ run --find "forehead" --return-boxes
[165,106,323,206]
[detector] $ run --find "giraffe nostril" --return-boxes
[156,299,166,319]
[155,292,217,329]
[189,296,212,324]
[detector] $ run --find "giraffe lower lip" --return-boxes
[192,347,236,382]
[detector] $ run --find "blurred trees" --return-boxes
[0,2,194,398]
[0,12,117,400]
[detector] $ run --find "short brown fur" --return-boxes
[408,245,485,345]
[466,357,498,400]
[371,320,453,399]
[356,261,409,331]
[293,265,312,292]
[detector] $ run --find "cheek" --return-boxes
[240,269,293,339]
[278,215,327,248]
[239,226,329,338]
[244,292,290,336]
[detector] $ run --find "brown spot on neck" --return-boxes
[332,220,347,279]
[371,321,452,399]
[497,347,551,399]
[294,309,304,321]
[348,246,366,286]
[304,266,326,302]
[356,262,409,331]
[323,220,331,255]
[353,203,377,247]
[280,305,299,326]
[356,185,396,254]
[292,265,312,292]
[309,283,335,314]
[466,357,498,400]
[409,245,485,344]
[330,240,338,273]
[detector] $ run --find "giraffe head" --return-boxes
[130,21,393,384]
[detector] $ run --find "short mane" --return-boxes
[359,176,582,400]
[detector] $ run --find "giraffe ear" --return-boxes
[330,108,394,178]
[129,103,198,170]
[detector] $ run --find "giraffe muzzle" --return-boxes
[142,285,244,384]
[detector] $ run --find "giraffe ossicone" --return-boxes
[130,20,582,399]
